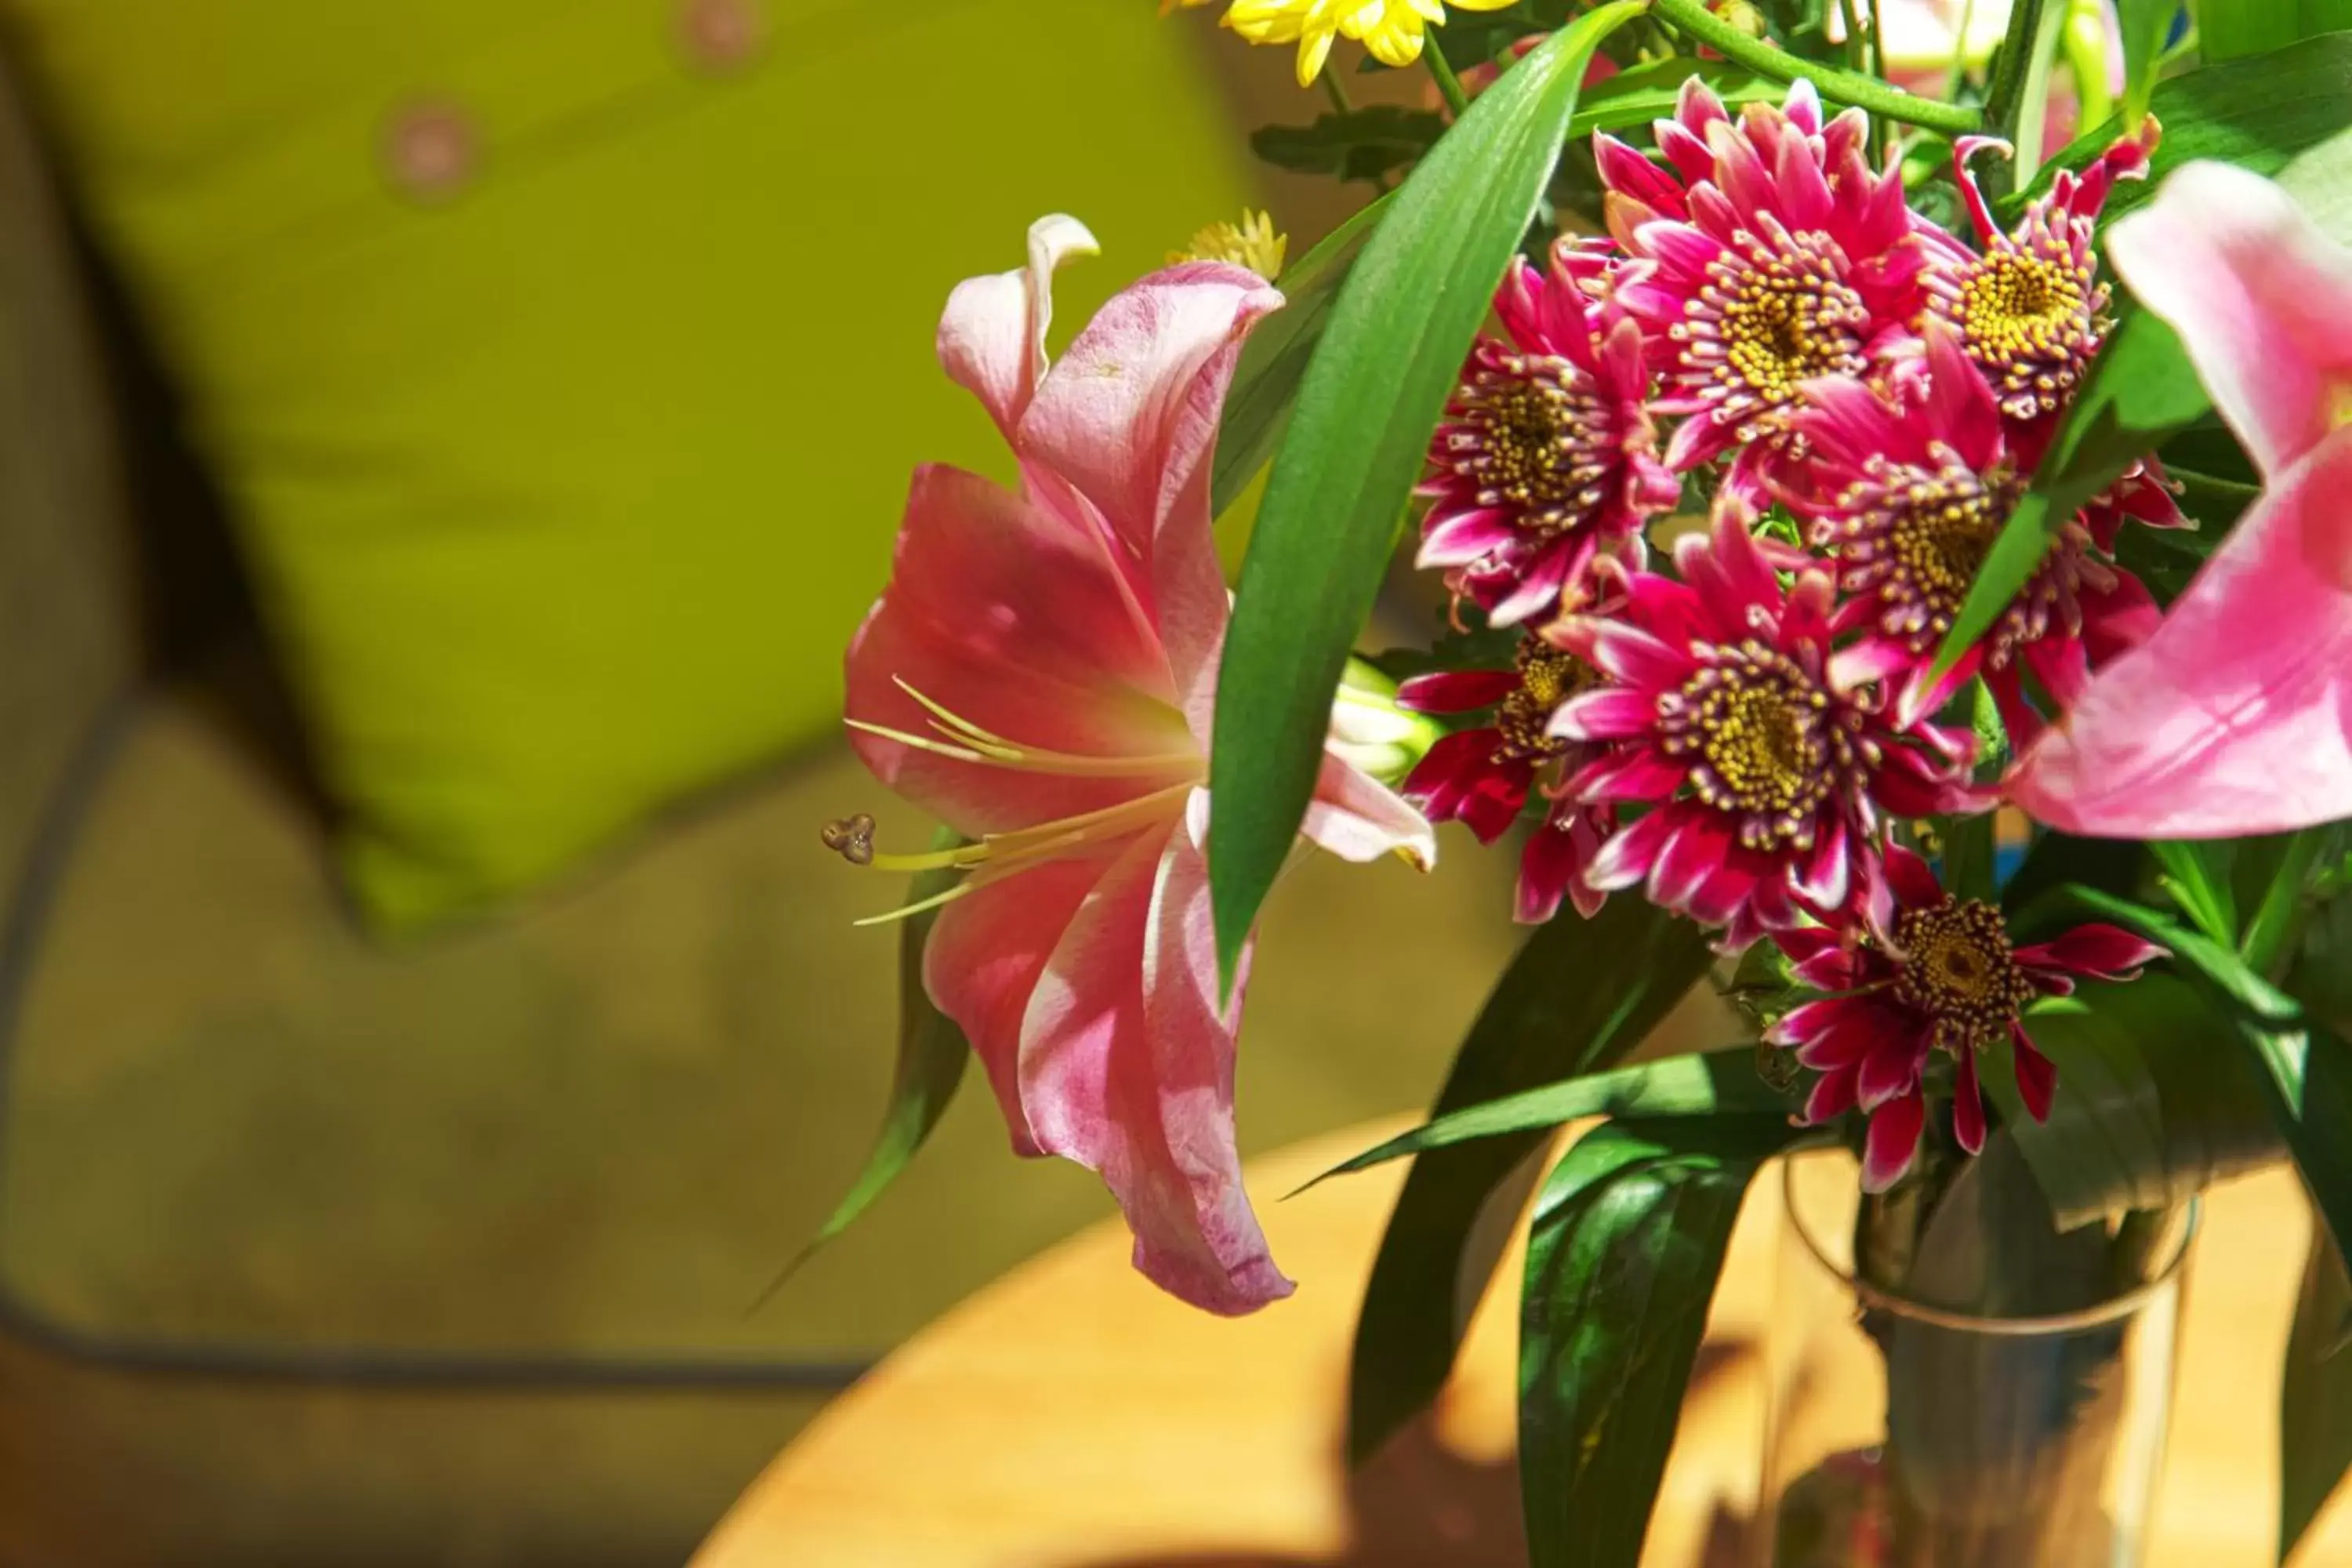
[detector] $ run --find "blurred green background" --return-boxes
[0,2,1719,1562]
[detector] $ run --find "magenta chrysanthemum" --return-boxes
[1398,636,1613,924]
[1418,244,1678,626]
[1547,507,1977,950]
[1596,77,1928,484]
[1784,323,2164,740]
[1922,125,2159,423]
[1767,845,2165,1191]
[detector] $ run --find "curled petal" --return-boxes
[939,214,1099,441]
[1861,1090,1927,1192]
[925,851,1131,1157]
[2010,1020,2060,1121]
[1304,753,1439,870]
[1951,1046,1987,1156]
[2009,430,2352,837]
[2014,924,2168,984]
[1018,824,1293,1316]
[1398,668,1519,713]
[1805,1064,1860,1124]
[2105,160,2352,478]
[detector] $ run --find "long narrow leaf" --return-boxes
[2049,883,2304,1025]
[1983,975,2278,1229]
[1347,895,1714,1464]
[2114,0,2172,129]
[2199,1,2352,63]
[1307,1047,1788,1190]
[2282,1228,2352,1564]
[1212,195,1388,518]
[1566,60,1781,137]
[1932,310,2205,679]
[757,835,970,1304]
[1519,1117,1801,1568]
[1208,2,1647,985]
[2017,31,2352,225]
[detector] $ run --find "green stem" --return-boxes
[1422,33,1471,119]
[1650,0,1984,136]
[1836,0,1868,74]
[1321,63,1356,115]
[1981,0,2049,150]
[2009,0,2067,182]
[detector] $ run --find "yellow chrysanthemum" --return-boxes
[1172,209,1289,279]
[1166,0,1518,88]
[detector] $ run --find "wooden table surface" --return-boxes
[694,1120,2352,1567]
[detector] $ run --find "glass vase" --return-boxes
[1758,1145,2197,1568]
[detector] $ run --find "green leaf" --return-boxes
[1564,60,1784,138]
[2151,840,2239,946]
[2274,898,2352,1269]
[2002,832,2149,938]
[2021,30,2352,226]
[755,835,970,1306]
[2243,1022,2352,1334]
[1213,196,1388,520]
[2114,0,2173,129]
[1307,1048,1791,1189]
[1209,2,1649,985]
[1932,310,2206,679]
[1984,975,2278,1230]
[2241,827,2342,974]
[1347,895,1714,1464]
[2199,1,2352,63]
[1250,107,1447,185]
[2052,882,2305,1025]
[1519,1117,1801,1567]
[2281,1228,2352,1564]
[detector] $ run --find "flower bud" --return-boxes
[1327,659,1445,786]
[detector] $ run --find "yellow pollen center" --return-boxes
[1664,649,1851,850]
[1698,683,1817,813]
[1716,257,1862,405]
[1958,249,2085,358]
[1890,897,2038,1054]
[1455,357,1610,533]
[1494,639,1593,762]
[1890,478,2006,609]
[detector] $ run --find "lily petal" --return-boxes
[938,214,1099,442]
[2105,160,2352,478]
[1018,262,1283,730]
[1018,822,1293,1316]
[845,465,1196,835]
[924,850,1132,1158]
[2009,430,2352,837]
[1303,753,1440,871]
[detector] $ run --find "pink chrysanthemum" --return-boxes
[1922,125,2159,423]
[1595,77,1929,484]
[1768,845,2165,1192]
[1418,245,1678,626]
[1546,507,1978,950]
[1784,322,2164,741]
[1397,636,1614,924]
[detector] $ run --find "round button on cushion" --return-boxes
[383,99,477,200]
[677,0,765,72]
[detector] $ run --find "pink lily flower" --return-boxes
[2009,162,2352,837]
[843,218,1436,1316]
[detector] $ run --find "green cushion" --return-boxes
[0,662,1574,1559]
[0,0,1254,931]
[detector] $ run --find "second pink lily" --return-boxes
[2009,162,2352,838]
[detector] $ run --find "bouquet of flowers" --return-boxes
[813,0,2352,1561]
